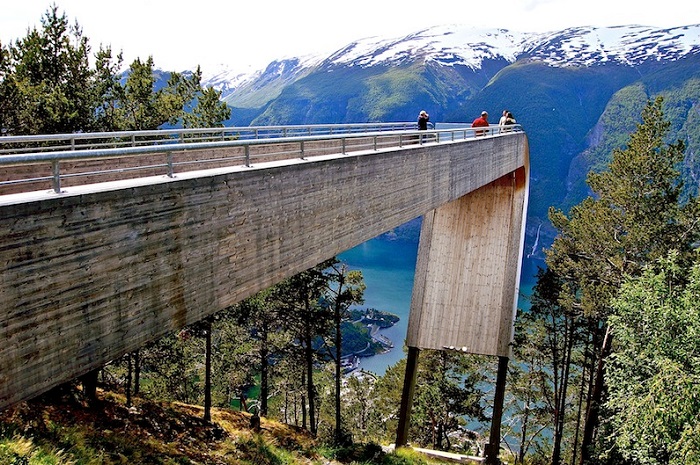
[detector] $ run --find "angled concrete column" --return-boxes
[398,163,529,451]
[407,165,528,356]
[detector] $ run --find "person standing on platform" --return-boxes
[472,111,489,136]
[418,110,430,130]
[417,110,430,143]
[499,109,508,126]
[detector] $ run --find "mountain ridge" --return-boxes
[201,23,700,108]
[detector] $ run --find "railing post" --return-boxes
[245,145,251,167]
[166,152,174,178]
[373,136,377,151]
[342,138,346,155]
[300,140,305,159]
[51,160,61,193]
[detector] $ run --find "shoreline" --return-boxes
[343,320,398,375]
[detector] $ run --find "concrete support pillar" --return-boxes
[395,346,420,447]
[401,163,528,458]
[406,167,529,356]
[485,355,509,464]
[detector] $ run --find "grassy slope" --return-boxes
[0,387,456,465]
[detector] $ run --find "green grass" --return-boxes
[0,388,460,465]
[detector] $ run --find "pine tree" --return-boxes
[511,267,583,464]
[272,259,337,435]
[321,260,365,444]
[0,5,231,135]
[544,96,700,464]
[3,5,96,134]
[606,252,700,465]
[409,350,487,451]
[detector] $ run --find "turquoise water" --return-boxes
[339,234,540,376]
[339,237,418,375]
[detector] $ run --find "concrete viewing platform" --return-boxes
[1,125,528,416]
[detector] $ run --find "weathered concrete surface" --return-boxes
[407,162,529,357]
[0,133,528,409]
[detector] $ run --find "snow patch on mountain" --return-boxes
[324,25,537,69]
[315,23,700,70]
[202,53,324,104]
[527,25,700,66]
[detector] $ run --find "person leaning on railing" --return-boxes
[471,111,489,136]
[501,111,517,133]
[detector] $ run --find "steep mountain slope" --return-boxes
[201,24,700,264]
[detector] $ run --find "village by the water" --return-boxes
[340,308,400,378]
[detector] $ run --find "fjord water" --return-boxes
[339,236,419,375]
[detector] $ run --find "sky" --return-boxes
[3,0,699,73]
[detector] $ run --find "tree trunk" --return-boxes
[550,313,562,465]
[301,366,308,430]
[518,400,530,464]
[204,320,212,422]
[306,331,317,435]
[126,352,132,408]
[240,387,248,412]
[579,325,612,465]
[436,421,444,450]
[133,350,141,395]
[552,319,575,465]
[334,305,342,444]
[260,345,269,416]
[80,369,99,402]
[572,334,592,465]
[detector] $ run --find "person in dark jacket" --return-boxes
[417,110,430,143]
[418,110,430,130]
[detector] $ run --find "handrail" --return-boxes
[0,122,428,155]
[0,123,521,195]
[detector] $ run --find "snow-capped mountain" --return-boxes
[198,21,700,264]
[319,27,535,69]
[203,23,700,103]
[522,24,700,66]
[202,54,325,108]
[322,24,700,68]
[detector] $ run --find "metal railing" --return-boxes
[0,123,521,195]
[0,122,427,155]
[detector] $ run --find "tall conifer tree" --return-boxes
[544,96,700,464]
